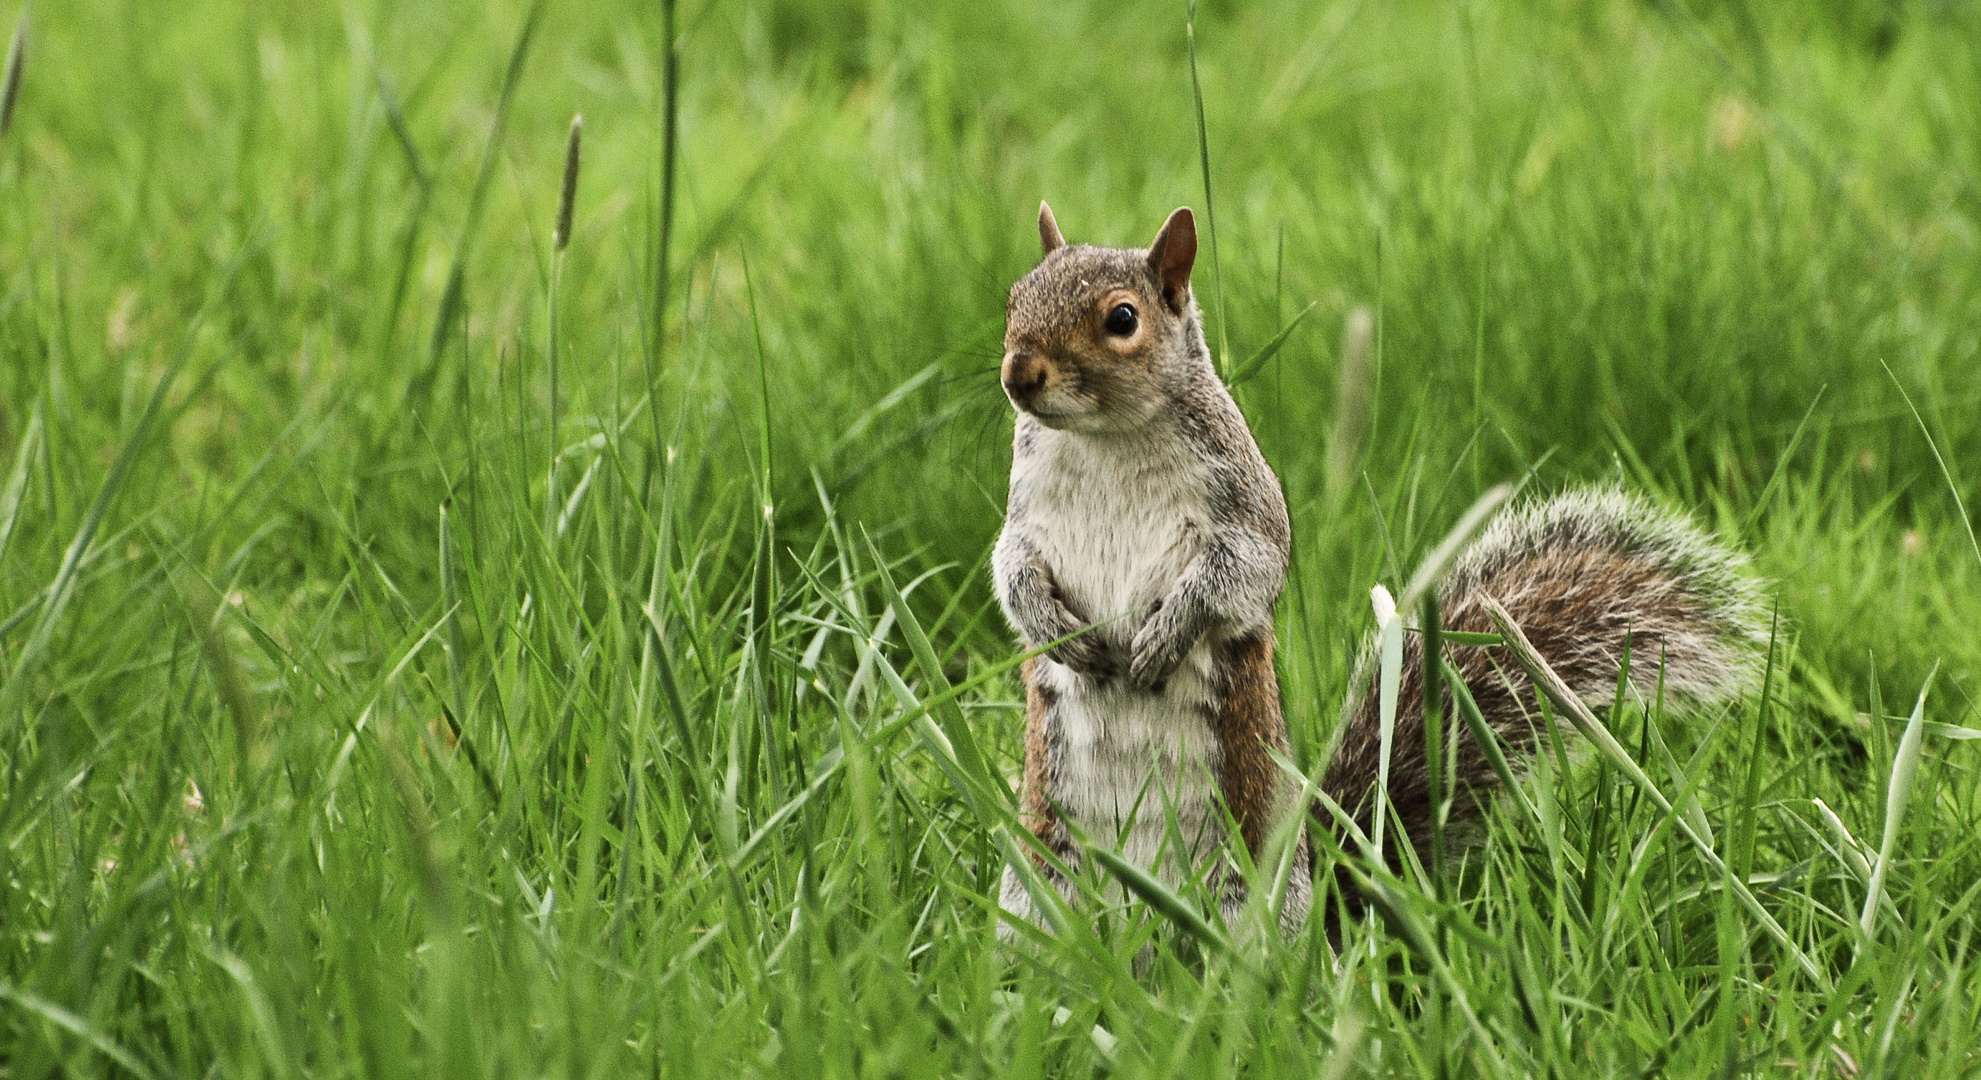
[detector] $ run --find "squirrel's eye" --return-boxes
[1103,302,1138,337]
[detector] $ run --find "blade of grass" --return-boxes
[1443,657,1539,825]
[1884,361,1981,572]
[1083,842,1229,956]
[1186,0,1229,377]
[1422,591,1445,893]
[1642,683,1715,850]
[0,396,42,567]
[1431,630,1501,647]
[0,2,25,139]
[1397,482,1514,612]
[0,980,157,1080]
[1810,797,1874,883]
[1858,664,1937,948]
[1225,301,1316,388]
[417,0,543,391]
[1743,386,1825,531]
[651,0,680,370]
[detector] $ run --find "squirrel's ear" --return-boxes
[1147,207,1196,313]
[1038,202,1065,256]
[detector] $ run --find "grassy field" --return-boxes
[3,0,1981,1074]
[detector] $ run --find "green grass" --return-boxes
[3,0,1981,1074]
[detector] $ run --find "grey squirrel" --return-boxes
[991,202,1766,933]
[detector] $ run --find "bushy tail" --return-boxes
[1320,487,1767,863]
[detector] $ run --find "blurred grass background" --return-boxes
[2,0,1980,1074]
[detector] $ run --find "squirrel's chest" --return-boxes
[1015,439,1211,629]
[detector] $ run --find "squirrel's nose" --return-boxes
[1001,352,1047,403]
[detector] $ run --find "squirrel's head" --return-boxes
[1001,203,1205,434]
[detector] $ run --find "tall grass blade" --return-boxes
[418,0,543,388]
[637,591,702,771]
[0,397,41,566]
[1225,301,1316,388]
[544,115,581,541]
[1443,657,1538,825]
[1743,386,1825,530]
[553,114,581,253]
[651,0,681,367]
[1884,361,1981,572]
[0,2,25,138]
[1811,797,1873,883]
[1186,0,1229,376]
[1422,591,1445,890]
[1642,693,1715,849]
[1397,482,1514,611]
[741,249,774,499]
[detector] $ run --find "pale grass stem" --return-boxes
[1369,582,1402,867]
[547,113,581,541]
[1810,798,1873,883]
[1859,664,1937,951]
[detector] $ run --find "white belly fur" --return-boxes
[1037,654,1222,881]
[1020,431,1225,881]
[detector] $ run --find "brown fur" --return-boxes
[1211,630,1290,859]
[1019,656,1066,855]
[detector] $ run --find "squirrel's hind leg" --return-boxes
[999,657,1082,945]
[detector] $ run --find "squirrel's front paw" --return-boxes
[1047,633,1119,681]
[1128,606,1194,691]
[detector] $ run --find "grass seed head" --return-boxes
[1325,304,1375,495]
[554,112,582,252]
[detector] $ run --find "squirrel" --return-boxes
[991,202,1766,936]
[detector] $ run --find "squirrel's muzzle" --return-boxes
[1001,351,1048,407]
